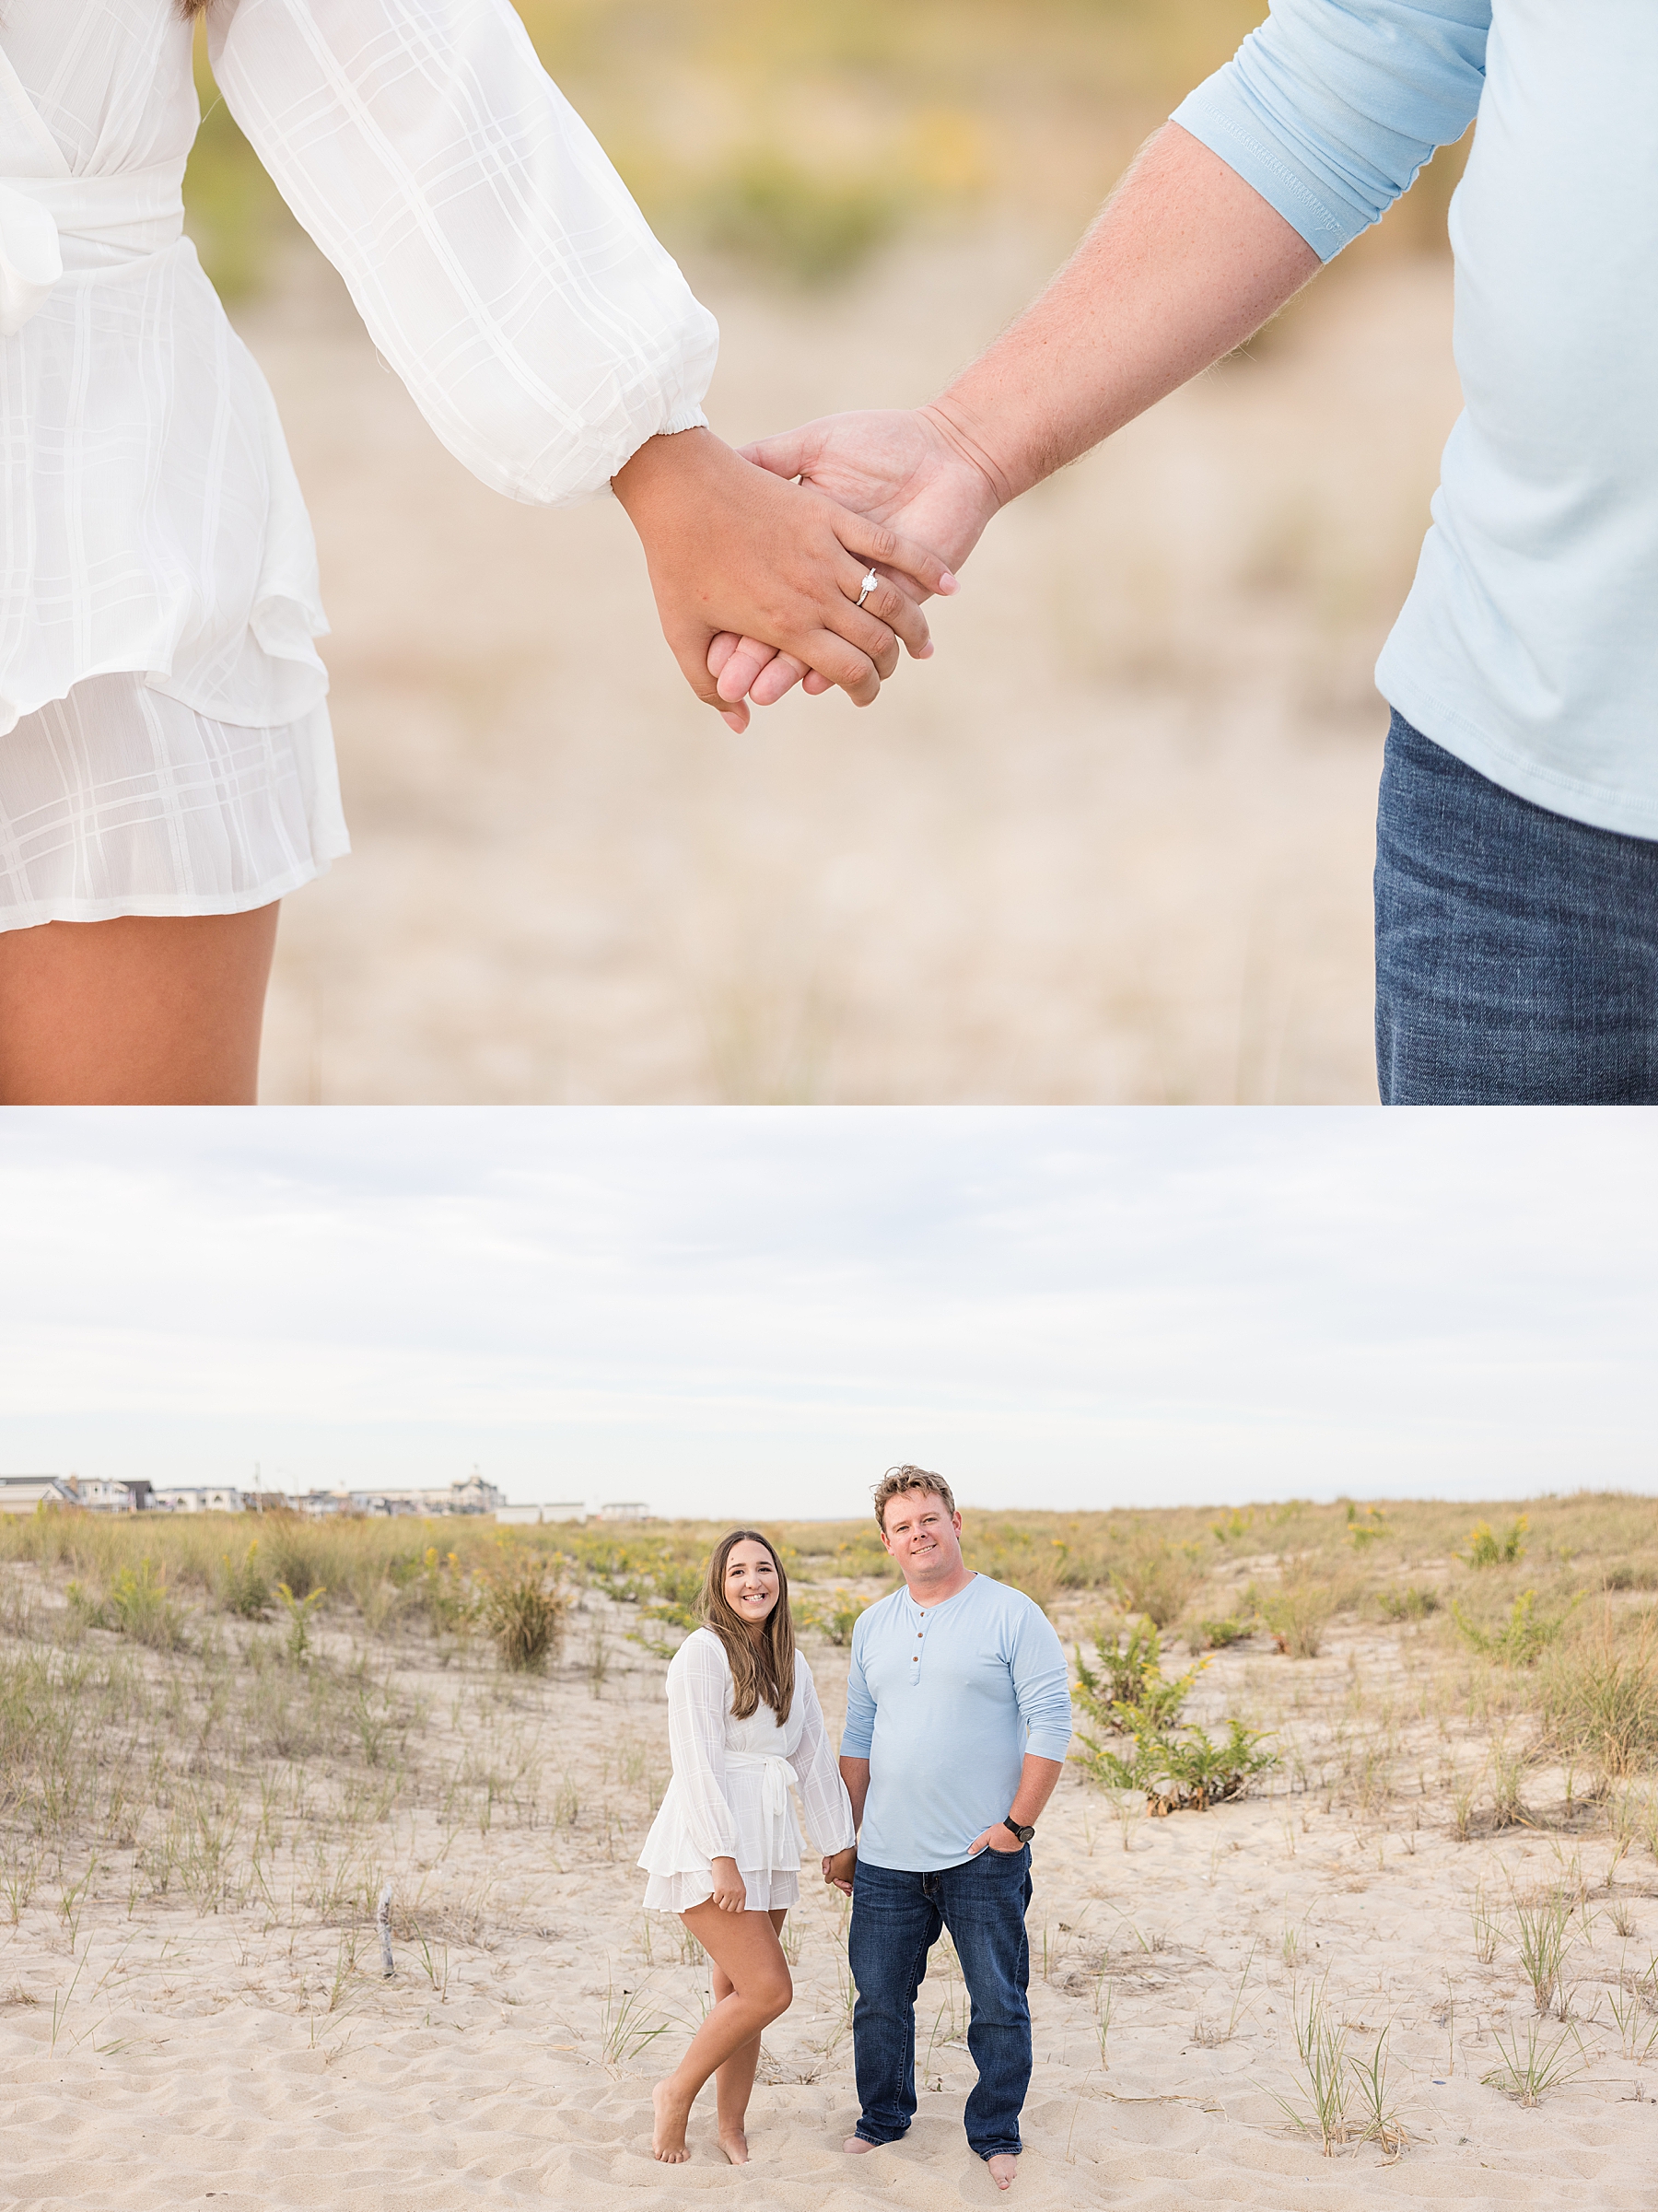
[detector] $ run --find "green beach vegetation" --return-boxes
[5,1489,1658,1877]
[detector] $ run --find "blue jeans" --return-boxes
[847,1847,1033,2160]
[1375,710,1658,1103]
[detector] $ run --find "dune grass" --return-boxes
[5,1491,1657,1869]
[7,1488,1658,1651]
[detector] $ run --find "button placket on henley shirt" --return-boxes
[840,1574,1073,1873]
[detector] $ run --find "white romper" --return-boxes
[638,1629,856,1915]
[0,0,718,930]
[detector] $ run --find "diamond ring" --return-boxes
[855,568,879,609]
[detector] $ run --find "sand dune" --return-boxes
[6,1597,1655,2210]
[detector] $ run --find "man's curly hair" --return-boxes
[871,1463,957,1535]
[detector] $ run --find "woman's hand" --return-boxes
[705,405,1001,710]
[613,428,956,732]
[708,1855,748,1913]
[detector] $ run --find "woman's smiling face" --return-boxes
[724,1539,779,1629]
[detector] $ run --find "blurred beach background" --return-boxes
[185,3,1471,1104]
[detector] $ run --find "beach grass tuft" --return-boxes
[479,1556,569,1673]
[1479,2018,1589,2106]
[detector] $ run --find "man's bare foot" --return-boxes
[986,2153,1019,2192]
[842,2135,877,2154]
[718,2124,749,2166]
[651,2079,693,2163]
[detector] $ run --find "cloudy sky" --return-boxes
[0,1110,1651,1518]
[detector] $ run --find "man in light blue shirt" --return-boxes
[717,3,1658,1104]
[828,1465,1071,2192]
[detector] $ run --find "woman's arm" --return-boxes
[787,1659,856,1855]
[664,1633,742,1867]
[205,0,952,720]
[207,0,714,506]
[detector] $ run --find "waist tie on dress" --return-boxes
[724,1751,798,1869]
[0,166,188,338]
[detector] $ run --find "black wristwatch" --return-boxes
[1003,1817,1035,1844]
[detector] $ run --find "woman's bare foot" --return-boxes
[842,2136,876,2154]
[986,2153,1019,2191]
[651,2079,693,2162]
[718,2124,749,2166]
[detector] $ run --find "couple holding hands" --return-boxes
[6,0,1654,1105]
[637,1468,1073,2185]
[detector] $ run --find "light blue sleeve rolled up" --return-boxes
[1172,0,1491,261]
[1010,1605,1073,1762]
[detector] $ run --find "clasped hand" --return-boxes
[612,427,957,732]
[822,1846,856,1895]
[614,408,1003,728]
[706,404,1005,714]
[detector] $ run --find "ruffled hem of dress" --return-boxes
[0,674,348,932]
[0,843,344,934]
[0,596,332,745]
[643,1869,801,1915]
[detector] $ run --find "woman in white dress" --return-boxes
[638,1527,855,2165]
[0,0,952,1102]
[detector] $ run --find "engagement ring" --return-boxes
[856,568,879,609]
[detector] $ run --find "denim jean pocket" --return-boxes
[959,1843,1032,1898]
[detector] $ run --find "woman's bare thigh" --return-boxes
[706,1908,788,2003]
[0,906,280,1104]
[682,1902,791,2009]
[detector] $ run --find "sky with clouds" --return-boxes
[0,1109,1651,1518]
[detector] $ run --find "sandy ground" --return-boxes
[245,231,1464,1104]
[6,1596,1655,2210]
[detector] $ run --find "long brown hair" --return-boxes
[701,1529,795,1726]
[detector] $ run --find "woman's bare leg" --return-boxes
[711,1909,787,2163]
[0,907,279,1105]
[652,1904,791,2164]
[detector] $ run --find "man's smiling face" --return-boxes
[879,1486,966,1588]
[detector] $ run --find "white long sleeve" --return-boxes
[0,0,718,739]
[662,1631,741,1866]
[788,1658,856,1855]
[207,0,718,505]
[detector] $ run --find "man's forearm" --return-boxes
[1009,1754,1065,1829]
[839,1755,870,1830]
[928,123,1322,508]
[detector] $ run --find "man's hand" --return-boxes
[966,1820,1028,1857]
[708,125,1324,714]
[611,427,956,731]
[823,1847,857,1895]
[706,406,996,708]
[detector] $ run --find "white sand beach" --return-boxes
[6,1575,1655,2211]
